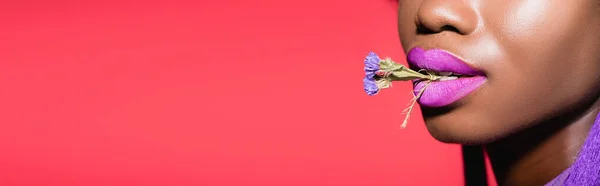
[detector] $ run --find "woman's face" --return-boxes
[398,0,600,144]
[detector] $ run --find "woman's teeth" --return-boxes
[438,76,459,81]
[424,71,464,81]
[438,72,453,76]
[436,72,463,76]
[418,70,469,81]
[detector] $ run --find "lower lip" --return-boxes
[413,76,486,108]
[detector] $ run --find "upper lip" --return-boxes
[406,47,485,76]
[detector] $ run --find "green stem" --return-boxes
[388,66,441,81]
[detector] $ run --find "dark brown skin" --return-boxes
[397,0,600,185]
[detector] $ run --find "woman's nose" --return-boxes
[415,0,479,35]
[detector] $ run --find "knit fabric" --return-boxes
[546,112,600,186]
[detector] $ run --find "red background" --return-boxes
[1,0,471,185]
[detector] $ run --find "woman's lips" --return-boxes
[407,47,486,108]
[407,47,484,76]
[413,77,486,107]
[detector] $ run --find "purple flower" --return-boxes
[364,52,380,80]
[363,77,379,96]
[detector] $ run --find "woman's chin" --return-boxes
[422,114,507,145]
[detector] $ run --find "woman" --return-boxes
[397,0,600,185]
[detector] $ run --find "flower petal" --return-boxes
[366,71,376,80]
[364,52,380,73]
[363,77,379,96]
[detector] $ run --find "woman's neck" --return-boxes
[485,98,600,186]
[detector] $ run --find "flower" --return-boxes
[364,52,380,79]
[363,77,379,96]
[363,52,382,96]
[360,52,440,128]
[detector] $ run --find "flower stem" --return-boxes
[401,81,431,129]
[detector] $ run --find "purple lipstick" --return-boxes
[407,47,486,108]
